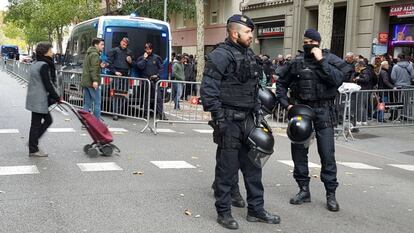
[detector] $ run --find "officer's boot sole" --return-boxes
[289,197,311,205]
[246,215,281,224]
[217,218,239,230]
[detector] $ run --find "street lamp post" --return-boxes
[164,0,167,21]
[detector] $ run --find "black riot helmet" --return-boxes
[258,87,277,115]
[287,105,315,145]
[245,119,275,168]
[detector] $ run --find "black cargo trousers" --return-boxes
[291,103,339,193]
[211,110,265,215]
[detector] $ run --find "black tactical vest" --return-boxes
[217,43,260,110]
[292,55,337,101]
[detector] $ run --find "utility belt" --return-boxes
[299,99,334,108]
[222,106,253,121]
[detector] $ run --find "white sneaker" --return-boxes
[29,149,48,157]
[362,122,368,126]
[356,121,362,126]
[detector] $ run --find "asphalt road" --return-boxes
[0,71,413,233]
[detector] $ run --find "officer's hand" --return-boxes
[311,47,323,61]
[126,56,132,64]
[115,71,122,76]
[287,105,293,110]
[92,82,99,89]
[144,52,148,59]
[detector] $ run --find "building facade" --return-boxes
[170,0,241,55]
[241,0,414,59]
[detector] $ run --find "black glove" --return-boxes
[255,112,271,132]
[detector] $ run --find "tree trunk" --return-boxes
[318,0,334,49]
[105,0,111,15]
[195,0,204,83]
[56,26,64,54]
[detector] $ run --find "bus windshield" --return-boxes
[1,46,18,55]
[104,26,167,61]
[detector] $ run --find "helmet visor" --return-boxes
[247,149,272,168]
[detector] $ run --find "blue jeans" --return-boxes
[173,83,183,109]
[83,87,101,120]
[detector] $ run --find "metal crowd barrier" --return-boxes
[153,79,210,134]
[340,87,414,140]
[59,71,153,133]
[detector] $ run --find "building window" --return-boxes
[210,0,219,24]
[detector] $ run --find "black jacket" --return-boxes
[107,46,133,74]
[378,69,394,89]
[136,53,163,78]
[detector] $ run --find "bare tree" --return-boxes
[318,0,334,49]
[195,0,204,83]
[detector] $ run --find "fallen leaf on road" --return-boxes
[194,215,200,218]
[65,119,71,121]
[114,132,124,135]
[369,186,374,189]
[0,191,4,194]
[312,175,319,178]
[132,171,144,175]
[289,170,293,173]
[276,184,281,187]
[184,209,192,216]
[198,170,203,173]
[363,190,367,193]
[345,172,353,175]
[191,156,199,160]
[408,209,412,212]
[196,164,200,167]
[133,123,137,126]
[180,194,185,197]
[80,134,87,136]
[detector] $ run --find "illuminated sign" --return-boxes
[257,21,285,38]
[390,4,414,17]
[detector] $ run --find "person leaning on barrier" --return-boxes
[107,37,133,121]
[276,28,345,212]
[26,42,61,157]
[136,42,168,120]
[201,14,281,230]
[80,38,105,122]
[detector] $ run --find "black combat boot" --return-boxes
[246,210,281,224]
[231,190,246,208]
[217,213,239,230]
[326,192,340,212]
[290,185,311,205]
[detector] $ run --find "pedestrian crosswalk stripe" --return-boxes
[337,162,382,170]
[0,129,19,134]
[77,162,123,172]
[388,164,414,171]
[150,161,196,169]
[0,165,39,175]
[193,129,213,134]
[109,128,128,133]
[278,160,321,168]
[47,128,76,133]
[156,129,177,133]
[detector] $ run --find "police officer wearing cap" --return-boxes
[276,29,345,212]
[201,14,280,230]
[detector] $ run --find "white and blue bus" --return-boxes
[64,15,171,79]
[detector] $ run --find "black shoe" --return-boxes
[326,192,340,212]
[231,191,246,208]
[246,210,281,224]
[113,115,119,121]
[217,213,238,230]
[157,113,168,120]
[290,185,311,205]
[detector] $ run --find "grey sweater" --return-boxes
[391,61,414,87]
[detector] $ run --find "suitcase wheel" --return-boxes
[87,147,99,157]
[83,144,92,154]
[101,144,114,156]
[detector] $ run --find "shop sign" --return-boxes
[390,4,414,17]
[257,21,285,38]
[378,32,388,44]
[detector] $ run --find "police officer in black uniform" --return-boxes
[136,42,167,120]
[276,29,344,212]
[201,14,280,230]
